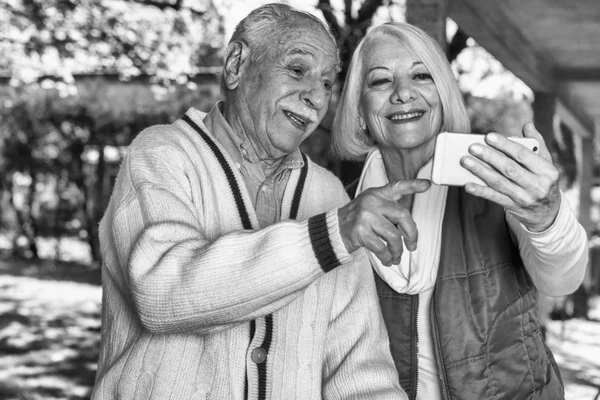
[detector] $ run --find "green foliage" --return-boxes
[0,74,219,260]
[0,0,225,260]
[317,0,405,82]
[1,0,225,85]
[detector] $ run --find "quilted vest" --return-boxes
[375,187,564,400]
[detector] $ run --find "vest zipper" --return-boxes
[413,294,420,400]
[430,290,450,400]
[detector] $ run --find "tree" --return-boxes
[316,0,401,82]
[0,0,225,85]
[0,0,227,262]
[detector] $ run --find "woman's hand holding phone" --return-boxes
[456,122,561,232]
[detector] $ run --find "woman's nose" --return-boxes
[391,81,416,104]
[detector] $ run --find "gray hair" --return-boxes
[331,22,471,161]
[219,3,339,95]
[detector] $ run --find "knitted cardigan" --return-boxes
[91,108,406,400]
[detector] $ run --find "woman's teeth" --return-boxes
[389,112,423,121]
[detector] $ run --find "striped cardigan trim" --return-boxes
[308,213,341,273]
[179,112,340,399]
[288,152,309,220]
[257,314,273,400]
[181,114,260,399]
[181,114,253,230]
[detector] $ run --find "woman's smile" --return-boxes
[386,110,425,123]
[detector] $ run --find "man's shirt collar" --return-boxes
[203,101,304,170]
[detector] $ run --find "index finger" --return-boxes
[483,132,553,176]
[379,179,431,201]
[521,121,553,161]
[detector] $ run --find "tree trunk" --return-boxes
[16,171,40,259]
[68,140,97,263]
[89,145,105,263]
[53,171,68,261]
[5,175,19,257]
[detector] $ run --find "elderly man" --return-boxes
[91,3,410,399]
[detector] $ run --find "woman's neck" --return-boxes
[379,146,432,182]
[378,145,433,212]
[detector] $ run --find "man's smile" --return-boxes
[283,109,313,128]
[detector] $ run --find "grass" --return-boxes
[0,257,101,400]
[0,254,598,399]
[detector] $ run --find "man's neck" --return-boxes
[221,100,286,178]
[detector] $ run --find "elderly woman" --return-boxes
[332,22,588,400]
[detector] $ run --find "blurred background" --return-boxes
[0,0,599,398]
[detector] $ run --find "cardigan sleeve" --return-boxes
[507,191,588,296]
[322,250,407,399]
[105,128,356,335]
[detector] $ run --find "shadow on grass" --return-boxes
[0,256,101,399]
[0,256,101,286]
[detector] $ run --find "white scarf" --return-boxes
[355,148,448,295]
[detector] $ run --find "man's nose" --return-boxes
[300,82,327,110]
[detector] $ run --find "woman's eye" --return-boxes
[414,73,433,81]
[371,78,391,86]
[323,81,333,91]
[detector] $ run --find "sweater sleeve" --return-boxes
[507,191,588,296]
[322,250,407,399]
[107,130,354,335]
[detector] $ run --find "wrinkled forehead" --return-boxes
[279,26,339,66]
[277,16,337,50]
[286,15,335,41]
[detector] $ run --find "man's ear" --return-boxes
[223,41,249,90]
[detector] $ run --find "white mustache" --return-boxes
[280,99,318,124]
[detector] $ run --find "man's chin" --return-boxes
[269,132,312,157]
[270,142,302,159]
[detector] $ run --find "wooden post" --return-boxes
[580,137,593,237]
[579,134,593,289]
[532,92,558,160]
[406,0,449,54]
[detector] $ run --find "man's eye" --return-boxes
[323,81,333,91]
[290,66,304,75]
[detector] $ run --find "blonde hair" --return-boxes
[331,22,471,161]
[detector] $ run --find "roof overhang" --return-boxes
[449,0,600,138]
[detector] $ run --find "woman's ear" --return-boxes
[223,41,249,90]
[358,115,367,132]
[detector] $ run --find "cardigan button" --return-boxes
[251,347,267,364]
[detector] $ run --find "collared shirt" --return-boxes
[203,102,305,227]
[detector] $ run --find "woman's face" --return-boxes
[359,35,442,155]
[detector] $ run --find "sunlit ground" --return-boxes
[0,257,100,400]
[0,238,599,399]
[547,297,600,400]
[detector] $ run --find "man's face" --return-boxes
[237,23,338,160]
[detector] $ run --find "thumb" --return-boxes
[522,121,552,161]
[379,179,431,201]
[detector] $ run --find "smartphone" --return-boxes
[431,132,539,186]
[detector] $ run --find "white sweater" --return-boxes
[91,108,406,400]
